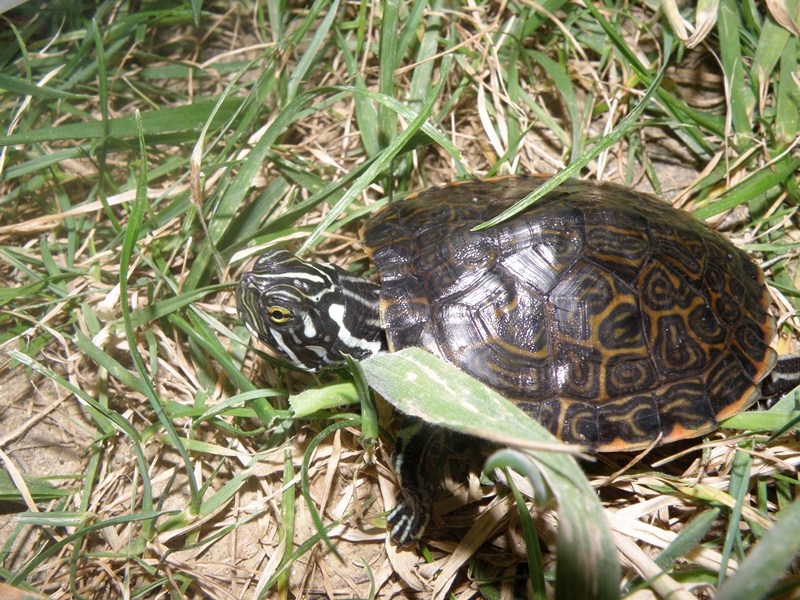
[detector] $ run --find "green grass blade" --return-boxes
[297,52,456,253]
[503,464,547,599]
[277,447,296,597]
[121,111,199,512]
[0,98,244,145]
[0,73,90,100]
[477,43,671,229]
[718,446,753,586]
[334,26,380,158]
[716,495,800,599]
[775,34,798,145]
[286,0,340,102]
[693,154,800,219]
[377,0,399,146]
[718,0,755,140]
[0,470,71,502]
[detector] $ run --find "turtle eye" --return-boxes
[267,305,292,324]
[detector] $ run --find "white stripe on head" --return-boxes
[328,302,384,356]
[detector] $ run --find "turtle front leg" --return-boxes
[386,421,435,545]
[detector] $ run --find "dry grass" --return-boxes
[1,0,799,598]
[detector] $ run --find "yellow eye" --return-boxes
[267,305,292,324]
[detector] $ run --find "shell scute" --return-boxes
[604,357,660,397]
[597,393,661,449]
[650,225,706,281]
[654,379,716,441]
[538,397,599,446]
[583,207,650,282]
[704,354,762,419]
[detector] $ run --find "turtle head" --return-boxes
[236,248,386,371]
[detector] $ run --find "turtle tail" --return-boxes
[761,354,800,399]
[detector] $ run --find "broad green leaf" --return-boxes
[361,348,620,600]
[362,348,577,450]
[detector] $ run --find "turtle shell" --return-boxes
[362,175,777,451]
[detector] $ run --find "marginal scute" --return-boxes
[597,393,660,450]
[704,354,760,417]
[654,379,716,441]
[538,397,599,446]
[362,176,776,450]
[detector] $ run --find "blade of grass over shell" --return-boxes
[361,348,620,599]
[475,40,671,229]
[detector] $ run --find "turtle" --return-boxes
[236,175,800,544]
